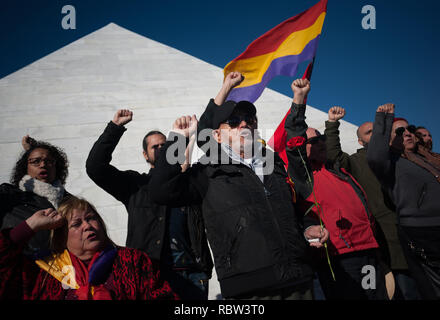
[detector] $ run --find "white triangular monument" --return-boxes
[0,23,360,299]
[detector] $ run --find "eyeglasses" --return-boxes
[395,125,416,136]
[306,135,327,145]
[225,114,257,128]
[28,157,56,167]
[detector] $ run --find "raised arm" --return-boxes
[86,109,141,203]
[214,71,244,106]
[285,79,313,200]
[324,106,351,170]
[149,115,204,207]
[367,103,395,185]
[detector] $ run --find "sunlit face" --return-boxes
[27,148,57,183]
[416,128,433,150]
[391,120,416,152]
[66,209,106,260]
[306,128,327,164]
[143,134,166,167]
[357,122,373,147]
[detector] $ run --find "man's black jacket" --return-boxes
[86,122,213,276]
[148,132,313,298]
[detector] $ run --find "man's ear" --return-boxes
[142,150,149,161]
[212,129,222,144]
[357,138,364,147]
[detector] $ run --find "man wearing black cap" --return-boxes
[149,72,314,299]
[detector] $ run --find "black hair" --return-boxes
[142,130,165,152]
[10,141,69,186]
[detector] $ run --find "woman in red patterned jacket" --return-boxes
[0,195,178,300]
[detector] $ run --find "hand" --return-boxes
[172,115,198,138]
[223,71,244,89]
[26,208,65,232]
[304,225,329,249]
[112,109,133,126]
[291,78,311,104]
[328,106,346,122]
[376,103,395,114]
[22,135,37,151]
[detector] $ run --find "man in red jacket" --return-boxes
[284,78,387,300]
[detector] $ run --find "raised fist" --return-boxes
[25,208,65,232]
[22,135,37,151]
[376,103,395,114]
[112,109,133,126]
[224,71,244,89]
[291,78,311,102]
[172,115,198,138]
[328,106,346,122]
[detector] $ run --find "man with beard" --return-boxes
[86,110,213,300]
[148,72,314,300]
[415,126,433,151]
[324,107,418,300]
[368,103,440,299]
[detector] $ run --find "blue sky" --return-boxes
[1,0,439,151]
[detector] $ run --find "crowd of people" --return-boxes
[0,72,439,300]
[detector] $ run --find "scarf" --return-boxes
[35,246,118,300]
[403,146,440,183]
[18,175,65,209]
[220,142,265,183]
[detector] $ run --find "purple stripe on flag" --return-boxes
[227,35,321,103]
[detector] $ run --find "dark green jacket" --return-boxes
[324,120,407,270]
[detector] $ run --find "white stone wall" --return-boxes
[0,23,360,300]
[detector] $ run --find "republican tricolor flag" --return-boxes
[223,0,328,164]
[224,0,327,103]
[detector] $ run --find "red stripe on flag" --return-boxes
[231,0,327,61]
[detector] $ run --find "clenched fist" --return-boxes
[172,115,198,138]
[112,109,133,126]
[328,106,346,122]
[376,103,395,114]
[224,71,244,89]
[22,135,37,151]
[291,78,311,104]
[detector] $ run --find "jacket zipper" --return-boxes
[417,184,427,208]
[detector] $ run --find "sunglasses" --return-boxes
[306,135,327,145]
[28,157,56,167]
[225,114,257,128]
[395,125,416,136]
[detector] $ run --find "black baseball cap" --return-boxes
[205,100,257,131]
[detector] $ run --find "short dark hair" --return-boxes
[416,126,427,131]
[10,141,69,186]
[142,131,165,152]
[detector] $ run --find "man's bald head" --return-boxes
[357,122,373,147]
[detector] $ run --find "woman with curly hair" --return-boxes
[0,136,71,256]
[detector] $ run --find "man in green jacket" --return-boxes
[323,106,419,300]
